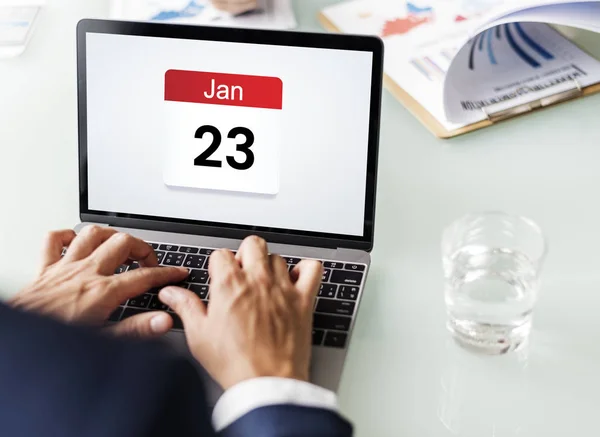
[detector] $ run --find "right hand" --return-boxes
[159,236,323,390]
[211,0,258,15]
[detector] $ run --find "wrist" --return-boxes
[219,362,309,390]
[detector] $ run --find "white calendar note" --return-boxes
[163,69,283,196]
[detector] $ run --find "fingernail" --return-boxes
[178,267,190,275]
[159,287,176,303]
[150,313,170,333]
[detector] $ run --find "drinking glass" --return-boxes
[442,212,547,354]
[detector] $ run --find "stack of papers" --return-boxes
[110,0,297,30]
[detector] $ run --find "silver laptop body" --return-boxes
[76,19,383,404]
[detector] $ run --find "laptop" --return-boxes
[76,19,383,403]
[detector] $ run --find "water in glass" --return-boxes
[444,245,539,354]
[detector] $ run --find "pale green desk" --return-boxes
[1,1,600,436]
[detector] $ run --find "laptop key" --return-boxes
[316,298,355,316]
[337,286,359,301]
[323,261,344,269]
[129,262,140,270]
[115,265,128,274]
[179,246,199,254]
[344,263,366,272]
[283,257,301,266]
[324,332,348,348]
[148,295,169,311]
[163,253,185,266]
[154,251,165,264]
[121,308,150,320]
[127,293,152,309]
[108,307,124,322]
[159,244,179,252]
[189,284,209,299]
[188,269,209,284]
[184,255,206,269]
[199,248,215,256]
[322,269,332,282]
[313,314,351,332]
[319,284,337,298]
[330,269,363,286]
[148,243,159,250]
[312,329,325,346]
[147,287,162,295]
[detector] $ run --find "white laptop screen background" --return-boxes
[85,33,373,237]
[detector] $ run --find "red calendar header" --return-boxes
[164,70,283,110]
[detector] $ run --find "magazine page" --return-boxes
[470,0,600,37]
[478,2,600,34]
[323,0,599,132]
[443,20,600,124]
[322,0,513,132]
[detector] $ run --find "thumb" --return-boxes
[159,286,207,333]
[108,311,173,338]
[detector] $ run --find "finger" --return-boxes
[107,311,172,338]
[292,260,323,301]
[159,287,207,333]
[109,266,189,304]
[236,236,270,278]
[270,254,292,287]
[63,225,117,261]
[209,249,242,289]
[91,232,158,275]
[40,229,77,270]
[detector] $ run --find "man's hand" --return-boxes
[10,226,189,338]
[211,0,258,15]
[159,236,323,390]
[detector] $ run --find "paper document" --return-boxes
[322,0,600,133]
[444,22,600,124]
[0,6,38,44]
[110,0,297,30]
[0,1,44,58]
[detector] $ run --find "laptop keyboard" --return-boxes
[107,242,366,349]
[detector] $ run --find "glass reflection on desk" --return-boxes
[437,340,532,436]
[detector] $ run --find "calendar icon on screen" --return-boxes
[163,70,283,195]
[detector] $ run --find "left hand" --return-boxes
[9,226,189,338]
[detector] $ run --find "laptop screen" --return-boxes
[83,28,379,242]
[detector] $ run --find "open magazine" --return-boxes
[321,0,600,137]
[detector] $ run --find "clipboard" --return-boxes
[318,12,600,139]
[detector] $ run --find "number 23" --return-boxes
[194,125,255,171]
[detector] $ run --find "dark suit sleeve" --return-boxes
[220,405,353,437]
[0,303,215,437]
[0,302,353,437]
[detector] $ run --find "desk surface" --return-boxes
[2,1,600,436]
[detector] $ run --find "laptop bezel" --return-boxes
[77,19,383,251]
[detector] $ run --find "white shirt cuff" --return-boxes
[212,377,338,431]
